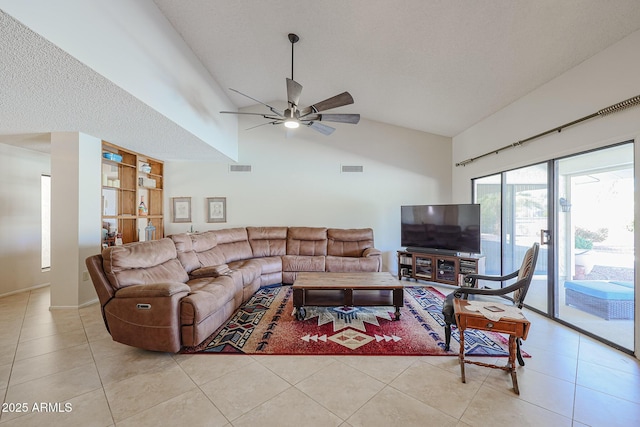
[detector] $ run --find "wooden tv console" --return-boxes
[397,249,485,286]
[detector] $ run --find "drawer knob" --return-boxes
[486,322,494,328]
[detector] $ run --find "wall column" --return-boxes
[50,132,101,308]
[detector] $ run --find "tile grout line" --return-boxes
[2,292,107,425]
[171,353,233,426]
[570,335,582,424]
[0,291,31,423]
[80,303,117,427]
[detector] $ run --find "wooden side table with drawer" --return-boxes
[453,298,530,394]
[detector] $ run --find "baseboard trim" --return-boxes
[79,298,99,308]
[50,298,99,311]
[0,282,50,299]
[0,284,99,310]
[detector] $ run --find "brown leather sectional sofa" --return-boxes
[85,226,381,353]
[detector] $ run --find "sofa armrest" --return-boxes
[105,282,190,353]
[188,264,232,279]
[114,282,190,298]
[363,248,382,257]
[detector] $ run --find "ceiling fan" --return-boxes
[220,33,360,135]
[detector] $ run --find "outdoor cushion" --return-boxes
[563,280,634,300]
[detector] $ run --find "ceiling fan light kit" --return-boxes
[284,116,299,129]
[220,33,360,135]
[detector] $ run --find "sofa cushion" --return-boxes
[247,226,287,257]
[227,259,262,287]
[180,276,238,325]
[327,228,375,257]
[191,232,226,266]
[325,255,381,272]
[282,255,325,272]
[169,233,199,273]
[102,238,188,290]
[170,231,227,274]
[213,228,254,263]
[286,227,328,256]
[253,256,283,275]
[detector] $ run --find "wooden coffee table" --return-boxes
[292,272,404,321]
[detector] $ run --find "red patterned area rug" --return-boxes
[182,285,524,357]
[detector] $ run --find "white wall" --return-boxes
[165,116,452,272]
[50,132,102,308]
[452,29,640,356]
[0,142,50,296]
[452,29,640,201]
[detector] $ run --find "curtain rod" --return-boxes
[455,94,640,167]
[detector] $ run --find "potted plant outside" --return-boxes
[574,227,608,278]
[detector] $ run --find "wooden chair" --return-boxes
[441,242,539,365]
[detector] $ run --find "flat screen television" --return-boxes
[401,204,481,254]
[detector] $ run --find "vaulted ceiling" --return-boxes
[2,1,640,160]
[155,0,640,137]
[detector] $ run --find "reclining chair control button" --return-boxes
[136,303,151,310]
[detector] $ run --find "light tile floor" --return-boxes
[1,286,639,426]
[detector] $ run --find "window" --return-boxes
[41,175,50,270]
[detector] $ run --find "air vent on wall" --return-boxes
[229,164,252,172]
[341,165,364,173]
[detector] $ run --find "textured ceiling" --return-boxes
[2,1,640,161]
[0,10,229,161]
[154,0,640,137]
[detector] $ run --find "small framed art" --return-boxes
[207,197,226,223]
[171,197,192,223]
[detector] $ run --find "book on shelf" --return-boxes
[399,255,412,265]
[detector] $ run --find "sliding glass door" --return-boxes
[555,143,634,350]
[473,164,550,312]
[503,164,549,313]
[473,142,634,352]
[473,175,501,279]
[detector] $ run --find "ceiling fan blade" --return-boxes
[286,78,302,107]
[306,121,335,136]
[228,88,284,116]
[299,92,354,116]
[302,113,360,124]
[220,111,282,120]
[244,120,282,131]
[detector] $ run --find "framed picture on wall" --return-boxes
[171,197,191,223]
[207,197,226,223]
